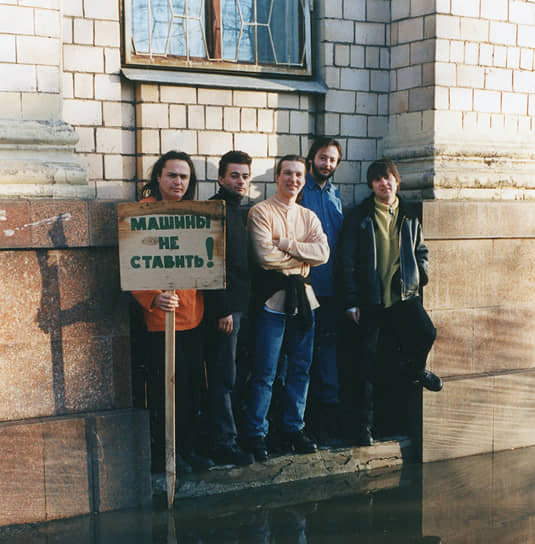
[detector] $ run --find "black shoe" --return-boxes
[210,443,254,466]
[313,403,343,449]
[413,370,443,392]
[182,450,215,472]
[244,436,269,462]
[355,426,374,447]
[282,429,318,454]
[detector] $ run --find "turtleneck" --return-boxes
[215,186,243,207]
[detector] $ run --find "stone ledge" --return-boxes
[0,409,151,527]
[0,199,123,249]
[152,438,413,501]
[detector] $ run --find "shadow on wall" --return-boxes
[36,215,128,415]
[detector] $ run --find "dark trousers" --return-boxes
[309,296,340,406]
[339,297,435,437]
[360,297,436,380]
[145,327,203,473]
[204,312,242,448]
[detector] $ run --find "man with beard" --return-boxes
[299,137,344,447]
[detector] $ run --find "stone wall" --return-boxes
[386,0,535,199]
[422,200,535,461]
[1,0,535,526]
[0,200,151,526]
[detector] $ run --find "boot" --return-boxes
[317,402,343,449]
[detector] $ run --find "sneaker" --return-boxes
[210,443,254,466]
[413,370,443,392]
[244,435,269,462]
[182,450,215,472]
[282,429,318,454]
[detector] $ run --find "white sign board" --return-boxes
[117,200,225,291]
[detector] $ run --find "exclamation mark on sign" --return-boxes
[206,237,214,268]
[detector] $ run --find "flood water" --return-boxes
[2,445,535,543]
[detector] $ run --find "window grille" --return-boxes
[123,0,312,76]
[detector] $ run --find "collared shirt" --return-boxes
[300,173,344,296]
[247,196,330,313]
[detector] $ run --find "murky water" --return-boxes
[2,445,535,543]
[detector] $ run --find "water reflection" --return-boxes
[2,446,535,543]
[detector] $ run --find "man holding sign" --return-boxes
[131,150,215,475]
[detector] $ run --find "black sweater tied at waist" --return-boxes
[252,267,313,331]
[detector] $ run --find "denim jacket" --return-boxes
[300,173,343,297]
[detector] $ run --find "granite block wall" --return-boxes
[0,199,151,526]
[421,200,535,462]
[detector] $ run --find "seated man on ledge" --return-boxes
[339,157,442,446]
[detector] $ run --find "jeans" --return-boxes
[204,312,242,447]
[309,296,340,405]
[246,309,315,438]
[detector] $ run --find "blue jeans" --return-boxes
[309,296,340,405]
[246,309,315,437]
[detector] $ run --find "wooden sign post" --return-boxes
[117,200,225,508]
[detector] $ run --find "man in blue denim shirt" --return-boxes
[300,137,344,447]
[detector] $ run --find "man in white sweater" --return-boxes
[244,155,330,461]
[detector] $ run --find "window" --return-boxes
[123,0,312,77]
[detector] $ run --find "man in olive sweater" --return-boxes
[203,150,254,466]
[339,158,442,445]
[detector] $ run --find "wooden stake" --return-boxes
[165,290,176,508]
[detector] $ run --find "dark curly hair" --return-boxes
[141,150,198,201]
[218,150,252,179]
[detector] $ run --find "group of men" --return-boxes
[200,138,442,468]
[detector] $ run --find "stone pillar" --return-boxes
[384,0,535,462]
[0,0,92,199]
[385,1,535,200]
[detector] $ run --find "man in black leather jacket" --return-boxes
[339,158,442,445]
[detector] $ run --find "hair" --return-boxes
[366,157,401,189]
[218,150,252,179]
[141,150,198,200]
[306,137,342,168]
[276,154,307,176]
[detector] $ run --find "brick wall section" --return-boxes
[135,85,314,205]
[318,0,390,204]
[62,0,136,200]
[56,0,399,207]
[388,1,435,156]
[0,0,62,121]
[434,0,535,140]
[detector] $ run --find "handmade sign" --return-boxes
[117,200,225,291]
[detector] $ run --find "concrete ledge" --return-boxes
[0,409,151,527]
[152,438,413,501]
